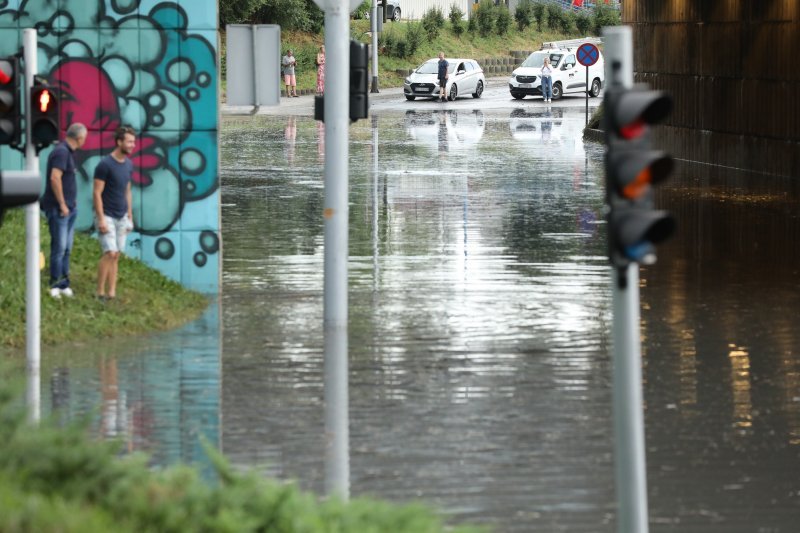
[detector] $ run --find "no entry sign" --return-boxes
[577,43,600,67]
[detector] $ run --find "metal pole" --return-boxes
[323,0,350,500]
[251,25,261,113]
[371,114,379,290]
[370,0,379,93]
[23,29,40,424]
[603,25,649,533]
[585,65,589,126]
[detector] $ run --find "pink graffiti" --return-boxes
[51,60,163,186]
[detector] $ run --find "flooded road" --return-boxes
[33,99,800,532]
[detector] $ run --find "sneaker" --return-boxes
[49,287,61,299]
[61,287,74,298]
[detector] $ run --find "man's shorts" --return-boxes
[97,214,132,254]
[284,74,296,86]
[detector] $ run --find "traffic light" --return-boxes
[349,40,368,122]
[29,79,59,152]
[604,84,675,275]
[0,57,21,147]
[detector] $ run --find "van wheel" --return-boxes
[552,82,563,100]
[392,8,401,21]
[589,78,601,97]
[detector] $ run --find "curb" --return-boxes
[583,128,604,144]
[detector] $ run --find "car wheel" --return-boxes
[589,78,601,97]
[448,84,457,101]
[511,92,524,100]
[405,95,415,101]
[392,8,401,21]
[472,80,483,98]
[552,82,563,100]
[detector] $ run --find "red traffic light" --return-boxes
[30,82,60,150]
[38,88,53,113]
[610,89,672,139]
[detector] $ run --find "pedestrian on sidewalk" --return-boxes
[282,50,298,97]
[40,123,88,299]
[437,52,449,102]
[93,126,136,302]
[541,56,553,103]
[315,45,325,95]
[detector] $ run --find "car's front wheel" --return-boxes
[552,82,563,100]
[472,81,483,98]
[392,8,401,21]
[405,95,415,101]
[448,84,457,101]
[589,78,601,97]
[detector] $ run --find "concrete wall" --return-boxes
[0,0,220,292]
[624,0,799,177]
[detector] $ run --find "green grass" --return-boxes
[0,209,208,349]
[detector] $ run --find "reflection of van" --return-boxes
[405,109,485,152]
[509,108,563,142]
[508,45,604,101]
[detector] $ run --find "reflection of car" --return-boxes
[405,109,485,152]
[508,47,604,100]
[403,58,486,101]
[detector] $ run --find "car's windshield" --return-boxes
[521,52,563,68]
[416,60,458,74]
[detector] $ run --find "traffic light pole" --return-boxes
[322,0,350,501]
[370,0,379,93]
[23,29,41,424]
[603,26,650,533]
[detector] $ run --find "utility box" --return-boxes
[226,25,281,107]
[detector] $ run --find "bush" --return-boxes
[352,0,370,19]
[514,0,533,31]
[467,12,478,33]
[546,4,562,30]
[405,21,424,56]
[575,11,592,35]
[559,10,574,34]
[476,0,495,37]
[449,4,465,36]
[495,6,511,35]
[0,379,483,533]
[594,5,621,33]
[421,6,446,39]
[532,1,546,31]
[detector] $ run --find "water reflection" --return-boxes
[404,109,485,153]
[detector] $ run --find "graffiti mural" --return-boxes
[0,0,219,292]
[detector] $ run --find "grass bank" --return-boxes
[222,13,606,97]
[0,209,207,348]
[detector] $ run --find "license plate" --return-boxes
[519,83,532,88]
[419,87,431,92]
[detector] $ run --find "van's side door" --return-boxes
[560,53,584,94]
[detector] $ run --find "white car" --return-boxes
[404,58,486,101]
[508,48,604,100]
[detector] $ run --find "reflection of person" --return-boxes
[317,120,325,162]
[437,52,449,102]
[542,110,553,140]
[437,112,449,153]
[41,123,87,299]
[541,56,553,103]
[94,126,136,302]
[282,50,298,97]
[315,45,325,95]
[285,116,297,165]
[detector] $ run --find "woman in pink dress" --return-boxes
[316,45,325,95]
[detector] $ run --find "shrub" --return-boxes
[405,21,424,56]
[575,11,592,35]
[0,379,483,533]
[559,10,574,34]
[532,1,546,31]
[422,6,446,39]
[594,4,621,33]
[476,0,495,37]
[449,4,465,36]
[495,6,511,35]
[467,12,478,33]
[514,0,533,31]
[546,4,562,30]
[352,0,370,19]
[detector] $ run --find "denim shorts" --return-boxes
[96,214,132,253]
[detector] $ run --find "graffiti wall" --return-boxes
[0,0,219,292]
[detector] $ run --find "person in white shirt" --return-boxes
[541,57,553,103]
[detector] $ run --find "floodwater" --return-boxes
[30,103,800,532]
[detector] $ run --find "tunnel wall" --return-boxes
[0,0,220,292]
[624,0,799,177]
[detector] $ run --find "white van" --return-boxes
[508,46,604,101]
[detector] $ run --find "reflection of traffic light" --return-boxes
[0,57,21,147]
[604,85,675,270]
[349,40,368,122]
[30,79,59,152]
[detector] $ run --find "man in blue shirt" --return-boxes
[93,125,136,301]
[437,52,449,102]
[40,123,87,299]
